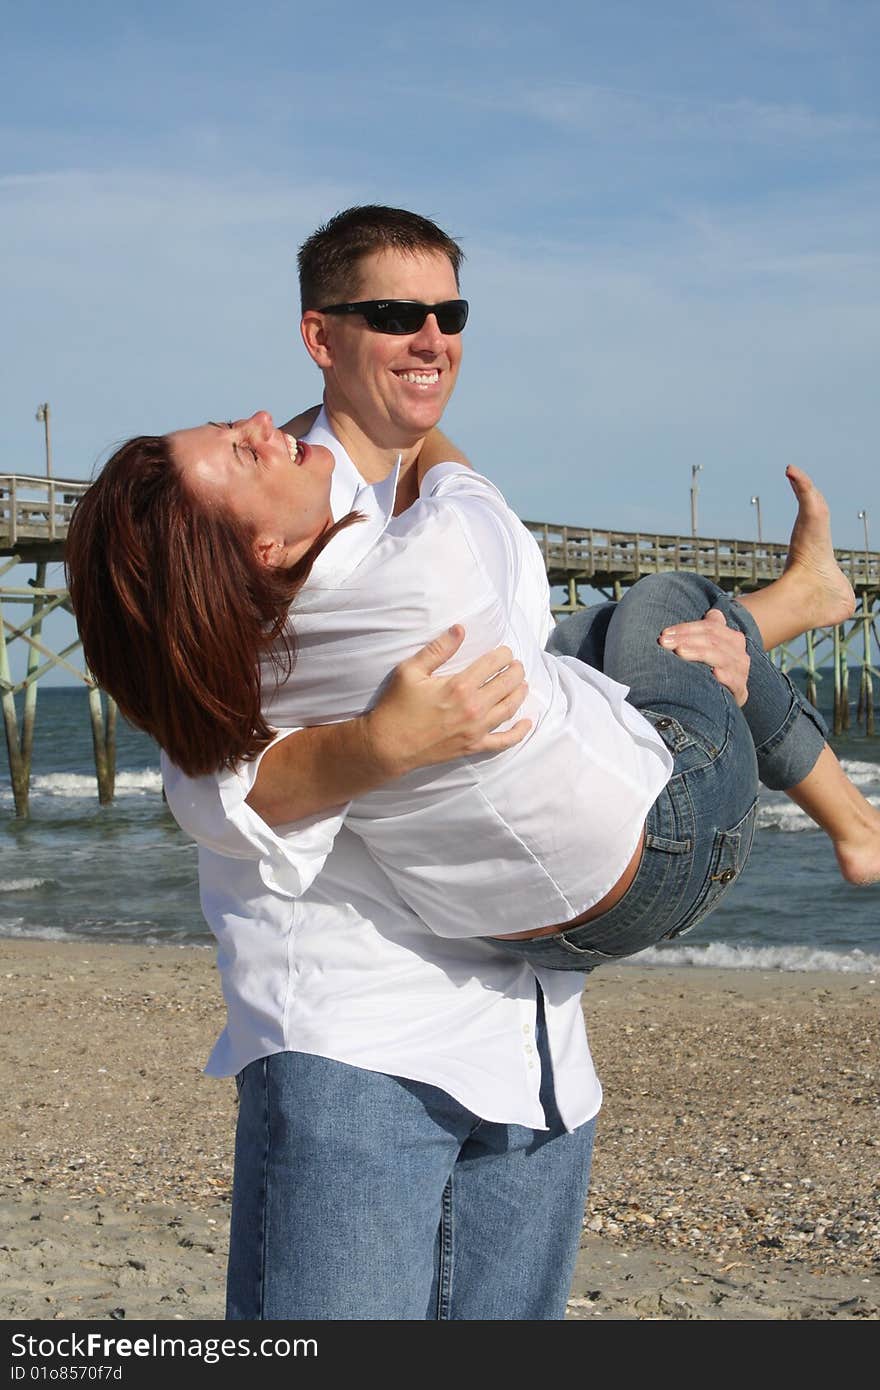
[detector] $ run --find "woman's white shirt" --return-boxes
[223,459,673,940]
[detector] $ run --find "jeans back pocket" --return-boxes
[664,796,758,940]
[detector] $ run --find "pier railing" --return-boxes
[522,522,880,594]
[0,475,90,558]
[3,476,879,589]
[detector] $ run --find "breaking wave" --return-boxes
[631,941,880,974]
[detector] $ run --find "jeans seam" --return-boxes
[435,1178,454,1320]
[658,771,699,930]
[256,1057,270,1319]
[749,667,827,789]
[751,667,825,752]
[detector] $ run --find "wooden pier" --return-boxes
[1,473,878,816]
[0,474,116,817]
[522,519,880,600]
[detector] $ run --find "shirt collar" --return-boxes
[301,407,400,587]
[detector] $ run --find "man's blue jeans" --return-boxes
[226,989,596,1320]
[497,572,829,972]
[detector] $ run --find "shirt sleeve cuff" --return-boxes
[218,730,349,899]
[163,731,349,900]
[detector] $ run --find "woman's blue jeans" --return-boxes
[226,989,596,1320]
[496,572,829,973]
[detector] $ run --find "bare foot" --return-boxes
[781,465,856,630]
[834,823,880,885]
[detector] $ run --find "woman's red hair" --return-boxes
[65,434,358,777]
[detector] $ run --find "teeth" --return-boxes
[283,433,299,461]
[397,371,439,386]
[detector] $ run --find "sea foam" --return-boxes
[631,941,880,974]
[837,758,880,787]
[0,769,164,803]
[0,920,71,942]
[757,758,880,833]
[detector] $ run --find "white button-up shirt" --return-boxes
[239,459,673,941]
[163,411,608,1131]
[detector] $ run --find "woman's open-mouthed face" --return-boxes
[168,411,335,568]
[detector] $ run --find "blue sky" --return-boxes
[2,0,879,682]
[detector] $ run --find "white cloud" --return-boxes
[474,81,876,145]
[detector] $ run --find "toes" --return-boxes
[786,464,814,497]
[787,467,830,520]
[786,463,815,484]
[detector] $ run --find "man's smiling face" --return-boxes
[311,248,463,451]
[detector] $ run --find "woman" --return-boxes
[66,411,879,969]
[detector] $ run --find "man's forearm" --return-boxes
[245,628,530,829]
[245,718,394,825]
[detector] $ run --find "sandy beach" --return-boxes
[0,938,876,1321]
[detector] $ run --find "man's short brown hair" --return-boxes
[298,205,464,313]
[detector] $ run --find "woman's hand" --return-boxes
[363,625,530,779]
[247,626,529,827]
[659,608,750,706]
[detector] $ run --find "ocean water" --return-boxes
[1,684,879,974]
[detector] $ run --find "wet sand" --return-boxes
[0,940,876,1320]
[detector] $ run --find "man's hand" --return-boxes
[363,624,530,778]
[658,608,750,706]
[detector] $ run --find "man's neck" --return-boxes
[323,401,423,486]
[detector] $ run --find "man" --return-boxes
[164,206,601,1320]
[166,205,751,1319]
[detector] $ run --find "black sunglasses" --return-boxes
[319,299,469,335]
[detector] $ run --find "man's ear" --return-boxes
[253,534,287,569]
[301,311,333,369]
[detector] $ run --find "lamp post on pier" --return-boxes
[35,403,52,478]
[690,463,703,537]
[858,509,870,587]
[750,494,763,543]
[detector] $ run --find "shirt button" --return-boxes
[525,1044,534,1054]
[522,1024,530,1035]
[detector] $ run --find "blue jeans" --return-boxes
[496,572,828,972]
[226,990,596,1320]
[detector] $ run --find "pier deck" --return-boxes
[522,520,880,600]
[0,474,90,562]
